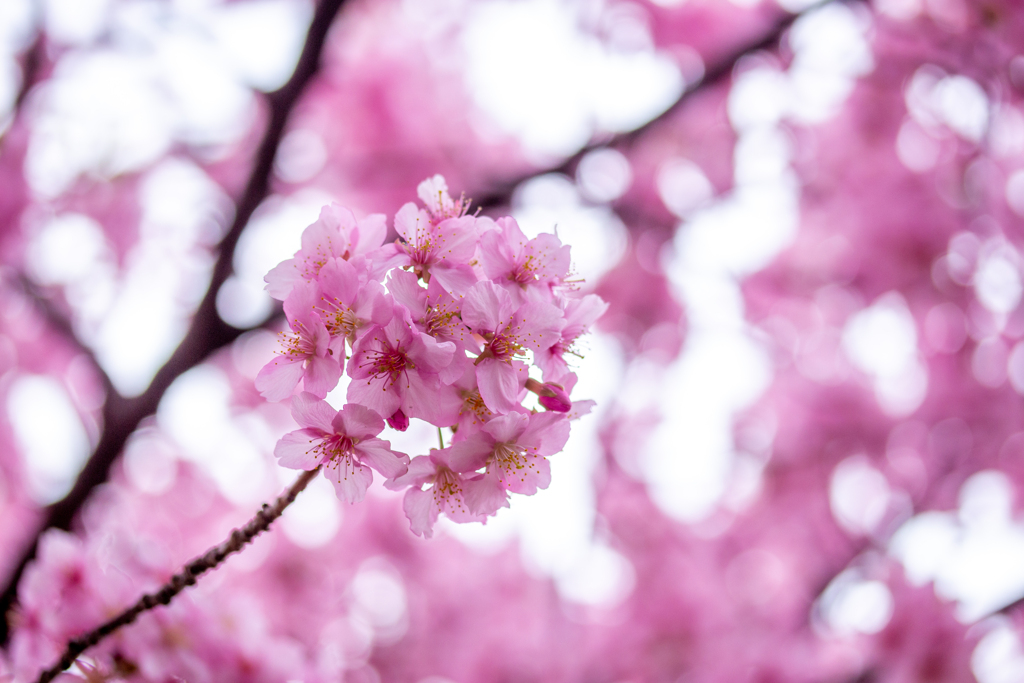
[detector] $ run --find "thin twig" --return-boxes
[0,0,347,644]
[34,467,321,683]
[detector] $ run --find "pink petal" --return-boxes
[368,242,410,280]
[387,269,425,315]
[347,373,402,421]
[274,429,324,470]
[394,203,428,243]
[434,216,479,263]
[566,294,610,329]
[536,348,569,382]
[476,359,523,414]
[317,257,360,305]
[447,434,494,473]
[300,206,347,258]
[347,330,384,381]
[462,472,510,516]
[417,174,449,214]
[387,455,437,490]
[525,233,570,281]
[441,477,485,523]
[333,403,384,440]
[283,281,319,325]
[522,411,571,455]
[482,412,529,444]
[505,454,551,495]
[355,213,387,254]
[359,283,395,327]
[302,354,342,399]
[403,371,462,427]
[255,357,305,402]
[324,455,372,503]
[291,392,336,432]
[381,314,414,348]
[403,487,439,538]
[264,258,301,300]
[439,351,471,386]
[497,215,528,246]
[355,438,409,479]
[461,281,513,333]
[510,301,564,352]
[407,333,455,374]
[429,263,478,298]
[479,229,516,281]
[568,399,595,421]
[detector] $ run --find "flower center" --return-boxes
[432,467,468,515]
[489,333,523,362]
[509,255,539,285]
[425,302,460,339]
[307,433,356,468]
[460,389,492,424]
[361,345,412,389]
[279,323,316,359]
[319,299,359,338]
[492,442,535,485]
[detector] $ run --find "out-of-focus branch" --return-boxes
[0,0,347,645]
[14,274,116,398]
[474,0,835,211]
[13,32,46,114]
[34,467,320,683]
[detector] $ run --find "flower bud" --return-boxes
[526,378,571,413]
[387,408,410,431]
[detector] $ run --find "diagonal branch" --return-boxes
[0,0,348,645]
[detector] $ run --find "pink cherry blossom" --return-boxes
[387,269,475,383]
[314,256,393,345]
[255,282,342,401]
[385,448,493,538]
[479,216,571,304]
[416,174,472,224]
[448,411,569,496]
[535,294,609,381]
[375,197,479,294]
[347,311,459,426]
[264,203,386,301]
[461,281,564,413]
[274,392,408,503]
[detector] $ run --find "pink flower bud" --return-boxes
[526,378,571,413]
[387,408,410,431]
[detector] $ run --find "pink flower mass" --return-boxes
[263,177,594,536]
[5,1,1024,682]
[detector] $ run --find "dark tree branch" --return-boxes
[473,0,833,211]
[34,467,321,683]
[13,32,45,115]
[0,0,347,645]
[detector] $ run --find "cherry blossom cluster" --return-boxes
[257,176,607,537]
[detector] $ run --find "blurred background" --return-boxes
[2,0,1024,680]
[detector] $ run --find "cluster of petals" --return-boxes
[260,176,607,537]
